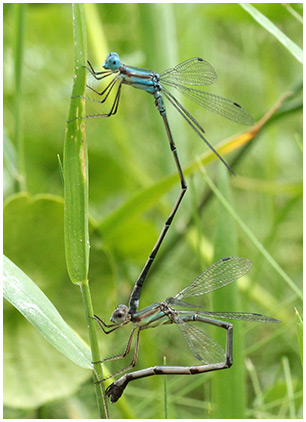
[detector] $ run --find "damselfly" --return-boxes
[75,52,254,314]
[91,257,280,402]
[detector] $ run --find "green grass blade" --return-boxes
[65,5,108,417]
[3,255,92,368]
[283,3,303,24]
[241,4,303,63]
[282,356,296,418]
[295,308,303,365]
[245,358,264,408]
[211,165,247,418]
[199,166,301,300]
[64,4,89,284]
[163,356,168,419]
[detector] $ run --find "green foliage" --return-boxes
[64,4,89,284]
[4,3,302,419]
[241,4,303,63]
[3,254,92,369]
[3,196,91,408]
[295,308,303,365]
[210,166,246,418]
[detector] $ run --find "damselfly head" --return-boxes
[103,52,121,71]
[110,304,129,324]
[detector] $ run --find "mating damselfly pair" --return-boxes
[72,53,280,403]
[72,52,254,314]
[71,53,280,403]
[90,257,280,403]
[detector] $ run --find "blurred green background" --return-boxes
[4,3,302,419]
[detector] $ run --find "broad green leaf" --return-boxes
[3,255,92,408]
[3,193,115,410]
[4,311,89,409]
[4,255,91,368]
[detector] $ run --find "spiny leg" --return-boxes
[86,74,121,100]
[86,80,122,118]
[68,80,123,122]
[93,326,137,367]
[95,326,144,382]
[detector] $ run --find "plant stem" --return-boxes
[80,280,109,418]
[14,3,26,192]
[64,4,108,417]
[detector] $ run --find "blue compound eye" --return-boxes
[103,52,121,70]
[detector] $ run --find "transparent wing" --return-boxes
[193,311,281,324]
[160,57,217,86]
[174,257,252,300]
[175,318,225,364]
[162,83,254,126]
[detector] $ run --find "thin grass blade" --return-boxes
[295,308,303,365]
[241,4,302,63]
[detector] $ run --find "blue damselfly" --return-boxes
[74,53,254,314]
